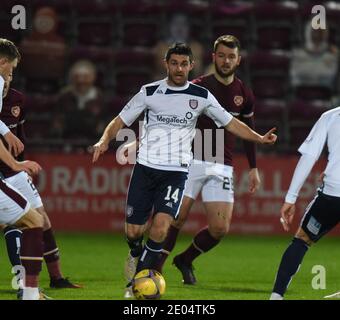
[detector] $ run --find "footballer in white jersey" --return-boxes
[92,43,277,297]
[271,106,340,300]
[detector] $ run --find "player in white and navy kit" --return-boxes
[270,106,340,300]
[92,43,277,297]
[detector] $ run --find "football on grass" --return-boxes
[132,269,166,300]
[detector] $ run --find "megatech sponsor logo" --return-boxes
[156,115,188,126]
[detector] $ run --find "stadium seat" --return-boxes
[31,0,72,14]
[24,78,61,95]
[255,99,286,119]
[288,99,329,120]
[69,46,114,64]
[115,71,152,97]
[0,18,23,43]
[73,0,117,15]
[250,75,288,99]
[122,23,159,47]
[253,1,299,50]
[77,21,113,46]
[210,1,254,49]
[108,96,129,117]
[114,48,155,69]
[288,99,329,149]
[249,51,290,100]
[24,94,58,113]
[294,85,333,101]
[248,51,290,75]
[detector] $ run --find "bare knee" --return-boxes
[126,224,144,240]
[295,228,313,246]
[208,224,229,240]
[150,215,172,242]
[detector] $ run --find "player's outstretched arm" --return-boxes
[92,116,126,163]
[225,117,277,144]
[0,139,41,175]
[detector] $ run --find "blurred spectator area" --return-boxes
[0,0,340,153]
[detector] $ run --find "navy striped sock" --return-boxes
[3,226,22,267]
[272,237,309,296]
[136,238,163,273]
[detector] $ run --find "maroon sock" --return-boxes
[179,227,220,265]
[155,225,180,273]
[20,228,43,287]
[43,229,62,280]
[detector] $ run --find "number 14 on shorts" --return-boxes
[164,186,180,203]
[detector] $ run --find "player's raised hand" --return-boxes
[92,140,109,163]
[3,131,24,156]
[280,202,296,232]
[15,160,42,176]
[261,127,277,145]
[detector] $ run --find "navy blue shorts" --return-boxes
[301,191,340,242]
[125,163,188,225]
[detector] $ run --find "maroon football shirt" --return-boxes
[192,74,256,167]
[0,88,26,178]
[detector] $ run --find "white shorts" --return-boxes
[184,160,234,203]
[5,171,43,209]
[0,178,30,225]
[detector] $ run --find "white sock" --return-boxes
[23,287,39,300]
[270,292,284,300]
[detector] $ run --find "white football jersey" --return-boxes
[299,106,340,196]
[119,79,233,172]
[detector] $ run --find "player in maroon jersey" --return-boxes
[1,74,81,295]
[156,35,261,284]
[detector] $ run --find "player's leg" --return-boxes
[136,168,188,273]
[156,162,204,272]
[174,171,234,284]
[34,206,81,288]
[14,208,45,300]
[1,224,22,271]
[135,212,174,273]
[123,163,155,297]
[125,222,148,280]
[174,201,233,284]
[0,177,46,300]
[5,172,80,289]
[155,196,195,273]
[270,192,340,300]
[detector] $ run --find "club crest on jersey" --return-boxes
[189,99,198,109]
[11,106,21,117]
[233,96,243,107]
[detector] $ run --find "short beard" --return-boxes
[215,62,237,79]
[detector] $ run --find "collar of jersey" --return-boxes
[164,78,190,91]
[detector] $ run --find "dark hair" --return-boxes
[0,38,21,62]
[165,42,193,62]
[213,35,241,53]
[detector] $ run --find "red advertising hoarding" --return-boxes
[27,153,339,236]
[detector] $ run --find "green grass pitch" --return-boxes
[0,233,339,300]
